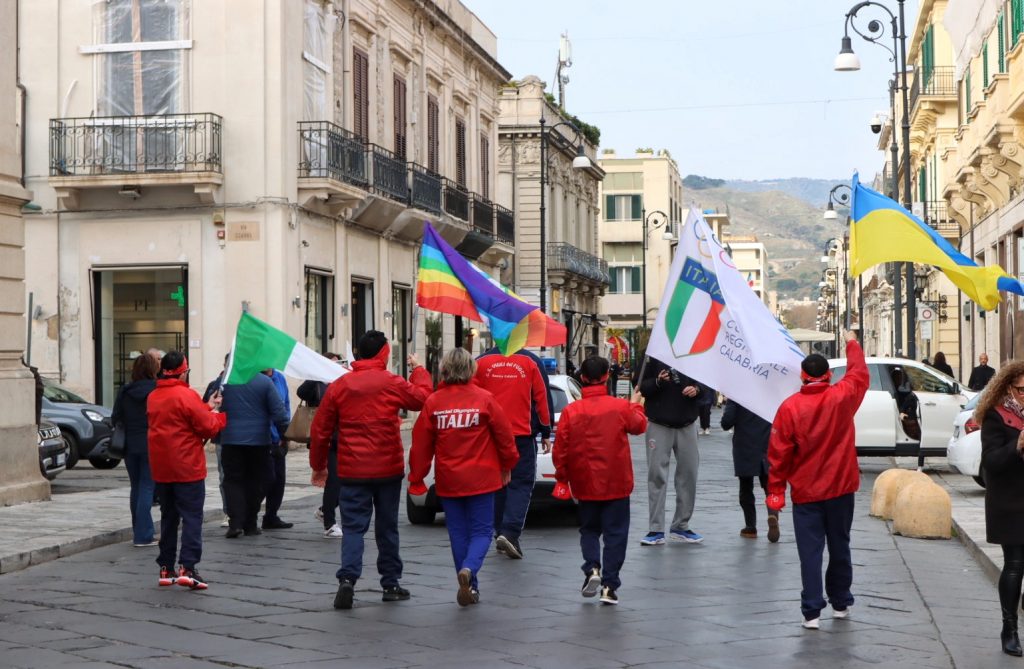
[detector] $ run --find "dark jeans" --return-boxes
[263,445,286,522]
[322,443,340,529]
[792,493,855,620]
[155,480,205,570]
[578,497,630,591]
[441,492,494,590]
[1000,545,1024,624]
[337,479,402,587]
[494,436,537,540]
[124,452,155,544]
[699,405,712,430]
[739,474,769,529]
[221,444,270,531]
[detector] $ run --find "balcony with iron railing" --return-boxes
[547,242,611,286]
[910,66,957,113]
[922,201,961,239]
[49,113,223,206]
[408,163,442,215]
[495,204,515,245]
[442,178,470,222]
[471,195,495,238]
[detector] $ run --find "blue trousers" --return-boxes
[124,452,155,544]
[337,479,402,587]
[578,497,630,590]
[792,493,855,620]
[155,480,205,570]
[494,436,537,540]
[441,493,495,590]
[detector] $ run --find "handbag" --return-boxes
[108,423,127,460]
[284,403,317,444]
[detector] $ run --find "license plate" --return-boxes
[56,453,66,466]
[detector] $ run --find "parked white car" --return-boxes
[406,374,582,525]
[828,356,975,463]
[947,393,984,487]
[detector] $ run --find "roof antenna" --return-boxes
[555,31,572,108]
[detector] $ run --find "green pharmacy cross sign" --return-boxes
[170,285,185,307]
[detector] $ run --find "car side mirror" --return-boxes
[952,382,960,394]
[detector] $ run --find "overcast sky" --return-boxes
[464,0,920,182]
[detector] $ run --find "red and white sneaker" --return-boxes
[176,566,208,590]
[158,566,175,587]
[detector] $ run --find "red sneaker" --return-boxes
[158,566,175,587]
[176,566,208,590]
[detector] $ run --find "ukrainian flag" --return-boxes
[849,174,1024,311]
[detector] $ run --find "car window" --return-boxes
[830,364,887,391]
[42,378,88,404]
[565,377,582,401]
[963,392,981,410]
[903,365,955,394]
[551,387,570,415]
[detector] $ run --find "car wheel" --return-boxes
[406,492,436,525]
[88,456,121,470]
[61,431,79,469]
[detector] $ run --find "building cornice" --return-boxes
[412,0,512,83]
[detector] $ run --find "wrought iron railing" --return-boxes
[471,195,494,237]
[49,113,222,176]
[923,201,960,237]
[409,163,442,214]
[495,204,515,245]
[547,242,610,285]
[298,120,368,187]
[910,66,957,111]
[443,178,469,221]
[368,144,409,203]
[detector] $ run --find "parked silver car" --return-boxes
[38,420,67,480]
[41,378,116,469]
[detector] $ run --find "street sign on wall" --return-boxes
[921,320,933,340]
[918,304,935,322]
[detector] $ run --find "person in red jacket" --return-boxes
[474,349,551,560]
[408,348,518,606]
[553,356,647,606]
[767,330,868,630]
[309,330,432,610]
[146,351,227,591]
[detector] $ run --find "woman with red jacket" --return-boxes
[409,348,518,606]
[553,356,647,606]
[147,352,227,591]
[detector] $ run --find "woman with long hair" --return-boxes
[111,353,160,546]
[976,360,1024,656]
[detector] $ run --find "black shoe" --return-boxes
[262,518,293,530]
[382,585,411,602]
[225,528,242,539]
[243,527,262,536]
[495,535,523,559]
[599,586,618,605]
[581,568,601,598]
[334,579,354,610]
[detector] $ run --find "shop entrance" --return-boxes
[92,265,188,406]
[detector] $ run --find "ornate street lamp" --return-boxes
[640,208,673,330]
[835,0,916,358]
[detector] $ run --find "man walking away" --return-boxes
[721,399,777,541]
[767,330,868,630]
[474,348,551,560]
[969,353,997,392]
[637,356,706,545]
[309,331,432,610]
[261,369,293,530]
[147,352,226,590]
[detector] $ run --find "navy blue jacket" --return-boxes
[721,399,771,478]
[111,379,157,456]
[220,373,290,446]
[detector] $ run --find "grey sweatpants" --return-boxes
[645,421,699,533]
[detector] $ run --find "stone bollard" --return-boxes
[871,469,930,520]
[892,479,952,539]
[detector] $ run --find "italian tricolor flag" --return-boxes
[225,312,348,385]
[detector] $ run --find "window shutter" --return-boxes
[983,41,990,89]
[479,135,490,199]
[918,165,927,203]
[353,48,369,140]
[999,12,1007,73]
[966,67,972,114]
[609,268,619,293]
[630,266,641,293]
[455,118,466,187]
[923,25,934,88]
[631,194,642,220]
[605,194,615,220]
[427,95,439,172]
[393,75,407,159]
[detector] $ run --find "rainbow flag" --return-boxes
[850,174,1024,310]
[417,223,566,354]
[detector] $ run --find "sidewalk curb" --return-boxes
[0,528,133,575]
[952,515,1000,584]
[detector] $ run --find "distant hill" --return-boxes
[681,179,849,301]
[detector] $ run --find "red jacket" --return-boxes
[552,385,647,501]
[309,345,433,481]
[147,378,227,483]
[474,353,550,437]
[768,340,869,504]
[408,383,519,497]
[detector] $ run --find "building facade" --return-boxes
[20,0,514,402]
[497,76,605,371]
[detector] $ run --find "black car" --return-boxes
[38,420,67,480]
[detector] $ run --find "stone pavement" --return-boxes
[0,417,1016,668]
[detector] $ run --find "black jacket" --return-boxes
[637,357,704,429]
[968,364,996,392]
[111,379,157,456]
[720,399,770,477]
[297,380,329,407]
[981,408,1024,545]
[220,374,290,446]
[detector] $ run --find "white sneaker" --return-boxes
[323,523,343,538]
[833,606,851,619]
[314,507,324,521]
[219,516,230,528]
[802,617,820,630]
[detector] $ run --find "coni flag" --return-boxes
[647,208,804,422]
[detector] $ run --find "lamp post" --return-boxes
[641,209,673,330]
[824,184,861,343]
[835,0,915,359]
[538,116,593,316]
